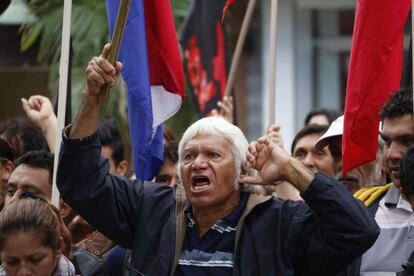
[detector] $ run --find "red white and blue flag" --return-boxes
[106,0,185,180]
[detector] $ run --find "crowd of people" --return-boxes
[0,43,413,276]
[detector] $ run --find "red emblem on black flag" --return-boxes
[180,0,230,118]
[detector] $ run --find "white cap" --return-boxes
[314,115,382,152]
[314,115,344,152]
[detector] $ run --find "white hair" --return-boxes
[178,117,263,194]
[179,117,248,170]
[178,117,258,191]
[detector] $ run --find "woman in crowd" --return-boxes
[0,194,75,276]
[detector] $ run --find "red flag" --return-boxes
[145,0,185,98]
[222,0,235,21]
[342,0,410,176]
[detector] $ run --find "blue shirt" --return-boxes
[174,193,248,276]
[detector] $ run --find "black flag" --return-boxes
[180,0,229,118]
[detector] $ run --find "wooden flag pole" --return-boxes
[267,0,278,126]
[98,0,132,100]
[224,0,257,96]
[51,0,72,207]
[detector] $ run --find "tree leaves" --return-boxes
[19,0,194,139]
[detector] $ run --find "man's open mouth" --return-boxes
[191,176,211,192]
[390,166,400,176]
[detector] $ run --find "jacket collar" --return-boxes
[172,187,271,274]
[384,184,400,207]
[235,193,272,248]
[383,184,412,212]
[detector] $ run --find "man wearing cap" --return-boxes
[314,115,386,194]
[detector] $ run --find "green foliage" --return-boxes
[20,0,194,141]
[20,0,110,117]
[171,0,192,32]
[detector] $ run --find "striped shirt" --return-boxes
[174,193,248,276]
[360,185,414,274]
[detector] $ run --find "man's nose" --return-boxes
[192,156,209,170]
[303,153,315,170]
[168,175,180,188]
[386,142,404,162]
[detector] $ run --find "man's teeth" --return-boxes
[193,184,209,191]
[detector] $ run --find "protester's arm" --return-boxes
[242,137,380,275]
[260,124,302,200]
[242,136,313,192]
[274,182,301,200]
[69,43,122,138]
[57,44,173,248]
[58,129,174,248]
[21,95,57,153]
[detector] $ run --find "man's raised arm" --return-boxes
[242,137,379,275]
[70,44,122,138]
[241,136,314,192]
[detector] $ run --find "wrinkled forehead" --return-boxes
[8,165,51,194]
[178,117,248,163]
[182,134,233,151]
[294,133,323,152]
[178,134,239,169]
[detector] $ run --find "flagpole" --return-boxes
[412,1,414,123]
[267,0,278,127]
[224,0,257,96]
[99,0,132,101]
[51,0,72,208]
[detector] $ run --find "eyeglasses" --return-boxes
[20,191,48,203]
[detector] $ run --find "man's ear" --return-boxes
[116,160,129,177]
[2,161,13,182]
[59,199,72,220]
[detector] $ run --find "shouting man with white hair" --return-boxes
[58,44,379,275]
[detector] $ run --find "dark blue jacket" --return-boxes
[57,130,379,276]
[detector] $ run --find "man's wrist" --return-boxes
[64,125,97,144]
[83,88,101,104]
[69,90,100,138]
[282,157,314,193]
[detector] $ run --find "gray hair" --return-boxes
[178,117,258,192]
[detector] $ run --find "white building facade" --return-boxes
[242,0,356,146]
